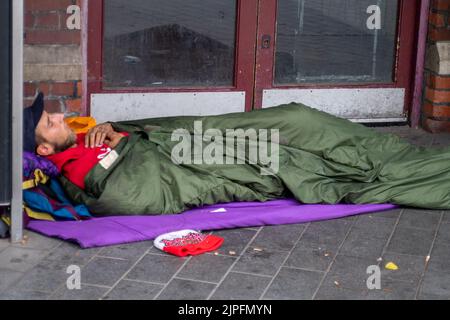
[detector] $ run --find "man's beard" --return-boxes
[53,131,77,153]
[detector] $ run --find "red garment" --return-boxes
[153,230,225,257]
[46,132,128,190]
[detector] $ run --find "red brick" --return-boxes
[24,13,35,29]
[25,30,80,45]
[51,82,75,97]
[423,101,450,118]
[428,26,450,41]
[425,87,450,104]
[76,81,83,97]
[44,99,63,113]
[37,83,51,97]
[25,0,73,12]
[24,82,37,97]
[422,117,450,133]
[432,0,450,11]
[429,12,446,28]
[65,98,82,113]
[35,12,60,29]
[428,74,450,90]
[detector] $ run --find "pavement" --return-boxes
[1,125,450,300]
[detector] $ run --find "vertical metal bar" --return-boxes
[295,0,305,81]
[371,0,382,79]
[81,0,89,116]
[11,0,23,243]
[411,0,431,129]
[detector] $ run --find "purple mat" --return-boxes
[27,199,399,248]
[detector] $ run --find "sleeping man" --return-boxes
[24,93,450,216]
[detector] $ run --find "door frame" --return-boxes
[85,0,258,116]
[253,0,420,120]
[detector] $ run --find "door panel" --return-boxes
[87,0,258,117]
[275,0,399,85]
[254,0,419,122]
[87,0,418,121]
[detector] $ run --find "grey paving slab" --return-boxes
[314,284,368,300]
[298,218,353,249]
[340,233,387,259]
[429,241,450,263]
[442,211,450,223]
[380,253,427,284]
[426,261,450,280]
[435,222,450,244]
[13,258,73,293]
[249,224,306,252]
[210,229,257,256]
[81,257,134,287]
[98,240,153,261]
[386,227,435,256]
[0,239,10,251]
[323,255,380,291]
[211,272,271,300]
[0,246,48,272]
[177,254,236,283]
[419,271,450,298]
[366,279,418,300]
[49,284,109,300]
[365,208,402,219]
[417,293,450,300]
[0,289,50,300]
[126,253,186,284]
[157,278,216,300]
[233,247,290,276]
[0,268,24,293]
[263,267,323,300]
[11,231,61,251]
[44,242,102,266]
[103,280,163,300]
[397,210,441,230]
[353,216,397,239]
[284,243,336,272]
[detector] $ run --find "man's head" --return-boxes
[24,92,77,156]
[35,111,77,156]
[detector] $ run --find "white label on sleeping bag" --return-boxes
[99,150,119,170]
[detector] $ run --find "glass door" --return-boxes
[87,0,258,121]
[254,0,420,122]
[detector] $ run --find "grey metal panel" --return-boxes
[0,0,12,203]
[262,88,406,120]
[11,0,24,242]
[91,91,246,122]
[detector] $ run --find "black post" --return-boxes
[0,0,12,205]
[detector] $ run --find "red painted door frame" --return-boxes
[253,0,420,117]
[85,0,258,114]
[86,0,420,117]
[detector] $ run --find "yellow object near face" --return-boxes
[64,116,97,134]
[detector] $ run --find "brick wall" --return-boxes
[423,0,450,133]
[24,0,82,115]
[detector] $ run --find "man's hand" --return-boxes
[85,123,115,148]
[104,132,126,149]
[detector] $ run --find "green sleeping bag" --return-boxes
[59,103,450,215]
